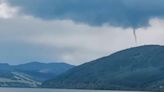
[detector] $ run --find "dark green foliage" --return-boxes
[42,45,164,91]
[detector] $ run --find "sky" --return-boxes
[0,0,164,65]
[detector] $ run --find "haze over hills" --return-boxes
[42,45,164,91]
[13,62,74,81]
[0,62,74,88]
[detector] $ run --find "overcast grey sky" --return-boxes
[0,0,164,65]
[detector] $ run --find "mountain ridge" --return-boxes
[42,45,164,91]
[0,62,74,88]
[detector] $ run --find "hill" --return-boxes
[42,45,164,91]
[13,62,74,81]
[0,62,74,88]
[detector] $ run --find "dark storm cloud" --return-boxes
[6,0,164,28]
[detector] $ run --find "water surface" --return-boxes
[0,88,146,92]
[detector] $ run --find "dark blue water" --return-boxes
[0,88,145,92]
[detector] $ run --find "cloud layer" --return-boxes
[0,17,164,65]
[0,0,163,65]
[6,0,164,29]
[0,0,18,18]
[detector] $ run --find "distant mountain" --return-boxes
[0,62,74,88]
[0,63,12,71]
[42,45,164,91]
[13,62,74,81]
